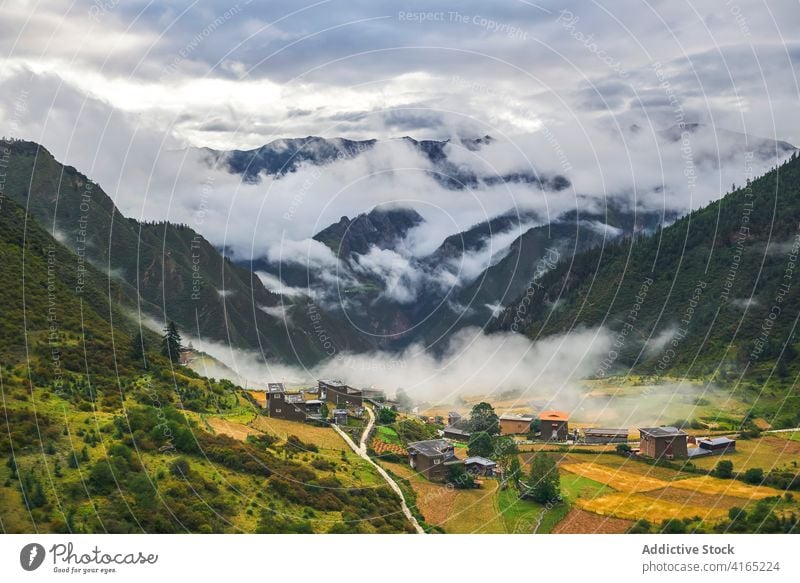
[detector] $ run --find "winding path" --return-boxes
[332,406,425,534]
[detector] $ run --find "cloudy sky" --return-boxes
[1,0,798,260]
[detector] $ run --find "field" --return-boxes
[553,508,633,534]
[250,415,348,450]
[561,462,671,493]
[689,436,800,471]
[576,492,729,522]
[669,476,785,500]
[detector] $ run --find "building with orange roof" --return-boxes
[539,410,569,441]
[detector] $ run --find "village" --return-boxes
[216,376,800,534]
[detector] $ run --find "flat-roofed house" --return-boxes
[407,439,463,482]
[499,413,535,435]
[320,380,363,408]
[463,456,497,477]
[583,428,629,444]
[639,427,689,459]
[539,411,569,441]
[267,384,307,422]
[698,436,736,455]
[443,421,472,441]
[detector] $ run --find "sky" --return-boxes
[1,0,798,262]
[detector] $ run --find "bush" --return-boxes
[712,459,733,479]
[377,407,397,424]
[742,467,764,485]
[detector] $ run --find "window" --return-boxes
[433,459,441,465]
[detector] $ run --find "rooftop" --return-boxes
[319,379,346,387]
[267,382,285,393]
[699,436,736,446]
[583,428,629,436]
[639,426,688,438]
[408,439,456,458]
[443,424,472,436]
[499,413,535,422]
[463,456,497,466]
[539,410,569,422]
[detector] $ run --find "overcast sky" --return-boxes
[2,0,798,149]
[1,0,799,263]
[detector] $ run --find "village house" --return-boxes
[267,383,324,422]
[267,383,307,422]
[407,439,463,482]
[688,436,737,458]
[447,411,462,426]
[361,388,386,403]
[499,413,535,435]
[463,456,497,477]
[539,410,569,441]
[443,420,473,441]
[332,409,348,425]
[320,380,363,408]
[583,427,629,444]
[639,426,689,459]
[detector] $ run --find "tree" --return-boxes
[378,407,397,424]
[743,467,764,485]
[446,463,475,489]
[507,456,522,484]
[713,459,734,479]
[522,452,560,504]
[161,321,183,363]
[469,402,499,436]
[467,431,494,458]
[131,331,147,367]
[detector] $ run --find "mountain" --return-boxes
[0,192,409,534]
[200,135,571,191]
[493,152,800,424]
[657,123,796,162]
[314,205,424,258]
[1,139,373,364]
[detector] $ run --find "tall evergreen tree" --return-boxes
[161,321,183,363]
[131,331,147,367]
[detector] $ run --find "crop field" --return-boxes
[370,438,406,456]
[553,508,633,534]
[576,492,729,522]
[250,415,347,450]
[689,436,800,471]
[561,463,671,493]
[668,476,785,500]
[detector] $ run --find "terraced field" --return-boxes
[561,463,671,493]
[576,492,729,522]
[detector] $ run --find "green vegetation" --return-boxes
[521,452,561,504]
[496,152,800,425]
[0,193,409,534]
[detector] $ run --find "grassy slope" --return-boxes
[495,153,800,425]
[2,139,373,364]
[0,194,410,534]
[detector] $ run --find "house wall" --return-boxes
[500,419,532,435]
[410,453,449,482]
[585,434,628,444]
[541,420,568,441]
[641,434,689,458]
[268,393,307,422]
[325,386,363,408]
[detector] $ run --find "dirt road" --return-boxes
[332,406,424,534]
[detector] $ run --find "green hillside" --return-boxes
[0,194,410,534]
[494,153,800,426]
[1,139,372,365]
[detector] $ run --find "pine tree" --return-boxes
[160,321,183,363]
[131,331,147,367]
